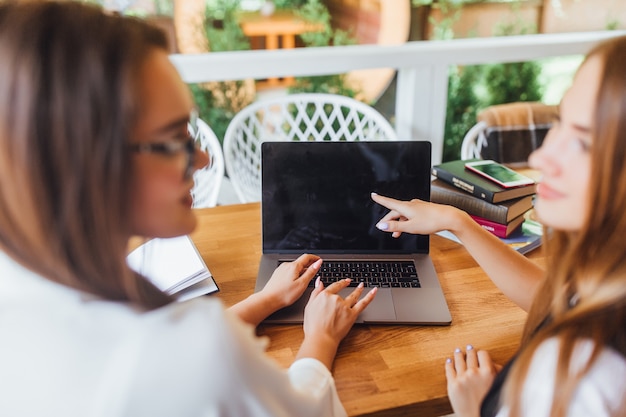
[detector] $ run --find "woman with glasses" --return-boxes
[371,36,626,416]
[0,2,375,416]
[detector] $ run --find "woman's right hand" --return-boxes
[371,192,463,238]
[296,278,377,369]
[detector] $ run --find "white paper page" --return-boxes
[127,236,217,295]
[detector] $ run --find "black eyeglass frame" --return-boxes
[127,110,205,180]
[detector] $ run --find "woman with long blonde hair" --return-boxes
[372,35,626,417]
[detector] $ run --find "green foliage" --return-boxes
[190,0,253,144]
[288,0,360,98]
[203,0,250,52]
[272,0,309,9]
[443,65,482,161]
[433,1,544,161]
[153,0,173,16]
[484,62,542,104]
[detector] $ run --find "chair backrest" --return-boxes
[460,102,559,166]
[191,118,225,208]
[222,93,398,203]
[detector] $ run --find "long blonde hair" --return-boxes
[504,36,626,417]
[0,1,172,308]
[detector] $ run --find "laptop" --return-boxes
[255,141,451,325]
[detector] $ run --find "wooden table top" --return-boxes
[190,202,545,417]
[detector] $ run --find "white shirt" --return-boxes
[496,337,626,417]
[0,251,347,417]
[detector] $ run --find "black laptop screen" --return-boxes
[261,141,431,254]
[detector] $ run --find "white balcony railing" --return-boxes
[170,30,625,165]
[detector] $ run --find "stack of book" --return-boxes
[431,159,541,253]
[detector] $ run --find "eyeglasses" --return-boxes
[128,110,207,180]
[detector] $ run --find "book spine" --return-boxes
[470,215,509,238]
[431,186,508,223]
[432,166,496,203]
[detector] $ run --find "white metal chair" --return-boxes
[460,101,558,166]
[191,117,225,208]
[222,93,398,203]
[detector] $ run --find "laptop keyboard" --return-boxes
[281,260,421,288]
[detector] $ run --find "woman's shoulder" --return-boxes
[522,337,626,416]
[532,337,626,374]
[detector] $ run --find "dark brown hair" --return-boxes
[504,36,626,417]
[0,1,172,308]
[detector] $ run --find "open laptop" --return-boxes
[255,141,451,325]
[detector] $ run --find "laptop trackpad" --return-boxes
[340,288,396,322]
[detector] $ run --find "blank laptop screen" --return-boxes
[261,141,431,254]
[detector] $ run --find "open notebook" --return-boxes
[127,235,219,302]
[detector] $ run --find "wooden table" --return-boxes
[237,10,324,87]
[190,202,545,417]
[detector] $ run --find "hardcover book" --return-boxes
[432,159,536,203]
[431,179,534,224]
[470,213,525,238]
[437,222,542,256]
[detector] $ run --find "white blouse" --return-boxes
[0,251,347,417]
[496,336,626,417]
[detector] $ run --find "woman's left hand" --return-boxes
[229,254,322,326]
[445,345,501,417]
[260,253,322,308]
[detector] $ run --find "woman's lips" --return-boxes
[182,192,193,207]
[536,182,564,200]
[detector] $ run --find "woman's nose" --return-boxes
[194,147,211,172]
[529,131,560,177]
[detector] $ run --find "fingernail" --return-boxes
[446,358,452,364]
[314,276,321,288]
[466,344,473,351]
[312,259,322,269]
[376,222,388,231]
[345,278,352,283]
[454,348,462,354]
[371,192,378,196]
[357,282,364,288]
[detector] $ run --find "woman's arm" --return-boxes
[296,278,377,370]
[228,254,322,326]
[371,193,544,311]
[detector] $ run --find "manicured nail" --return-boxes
[454,348,462,354]
[311,259,322,269]
[315,276,321,288]
[446,358,452,364]
[376,222,388,231]
[357,282,364,288]
[371,192,378,196]
[466,344,473,351]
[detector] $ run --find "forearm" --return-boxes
[295,334,339,370]
[228,292,282,327]
[448,209,545,311]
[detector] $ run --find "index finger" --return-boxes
[291,253,321,269]
[351,287,378,314]
[371,192,408,214]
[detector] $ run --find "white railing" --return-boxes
[170,30,625,164]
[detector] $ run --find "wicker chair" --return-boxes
[191,117,225,208]
[460,102,559,167]
[222,93,398,203]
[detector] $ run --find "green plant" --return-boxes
[153,0,173,16]
[189,0,253,144]
[443,65,482,161]
[288,0,360,98]
[431,1,544,161]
